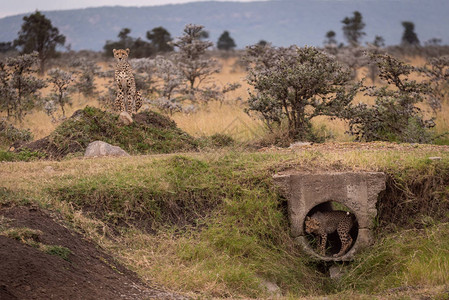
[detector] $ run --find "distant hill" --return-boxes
[0,0,448,51]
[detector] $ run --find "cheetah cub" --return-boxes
[305,210,355,257]
[113,48,142,114]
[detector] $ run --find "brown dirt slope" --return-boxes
[0,206,185,300]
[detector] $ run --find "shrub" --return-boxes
[210,133,234,147]
[0,52,46,122]
[246,45,357,141]
[0,120,33,146]
[341,53,436,143]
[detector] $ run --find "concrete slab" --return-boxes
[274,172,386,261]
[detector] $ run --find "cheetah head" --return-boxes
[113,48,130,62]
[305,216,320,234]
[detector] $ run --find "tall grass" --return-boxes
[337,223,449,293]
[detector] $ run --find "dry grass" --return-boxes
[172,101,265,141]
[3,55,448,144]
[171,57,267,141]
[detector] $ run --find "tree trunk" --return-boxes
[60,101,65,117]
[39,57,45,75]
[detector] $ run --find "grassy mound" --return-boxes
[15,106,198,159]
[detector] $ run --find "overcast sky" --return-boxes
[0,0,264,18]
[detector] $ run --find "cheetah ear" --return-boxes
[125,48,130,55]
[305,216,310,221]
[113,49,116,55]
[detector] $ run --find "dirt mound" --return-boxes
[15,107,198,159]
[0,206,185,300]
[133,110,177,129]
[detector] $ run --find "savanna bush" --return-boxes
[245,44,357,142]
[340,53,438,143]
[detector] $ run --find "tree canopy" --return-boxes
[324,30,337,46]
[217,31,236,51]
[13,11,66,73]
[246,45,356,141]
[170,24,219,97]
[104,27,175,57]
[341,11,365,47]
[103,28,153,58]
[401,21,420,46]
[146,26,174,53]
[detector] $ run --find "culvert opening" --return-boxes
[304,201,359,257]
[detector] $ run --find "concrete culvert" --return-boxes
[273,172,386,261]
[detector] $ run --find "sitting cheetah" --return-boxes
[305,210,354,257]
[113,48,142,114]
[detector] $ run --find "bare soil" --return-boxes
[0,206,186,300]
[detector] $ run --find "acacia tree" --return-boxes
[372,35,385,48]
[45,68,74,119]
[70,57,101,98]
[246,45,356,140]
[103,28,153,58]
[341,53,435,143]
[170,24,220,100]
[366,36,386,84]
[324,30,337,47]
[341,11,366,47]
[401,21,420,46]
[152,56,183,101]
[217,31,236,51]
[146,26,174,53]
[0,52,46,122]
[14,11,65,74]
[421,55,449,112]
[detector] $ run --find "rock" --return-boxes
[44,166,54,173]
[84,141,130,158]
[139,104,151,112]
[259,279,281,297]
[289,141,312,148]
[118,111,133,125]
[329,265,344,279]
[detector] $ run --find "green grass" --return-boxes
[43,245,72,261]
[1,146,449,298]
[0,149,45,162]
[336,223,449,293]
[0,225,72,261]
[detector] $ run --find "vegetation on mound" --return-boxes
[379,158,449,230]
[337,223,449,295]
[0,149,45,162]
[14,106,198,159]
[0,225,72,261]
[1,146,449,298]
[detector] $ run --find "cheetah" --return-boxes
[113,48,142,114]
[305,210,354,257]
